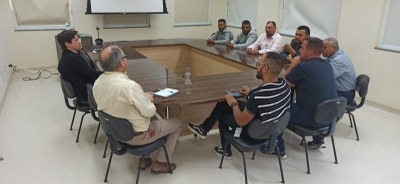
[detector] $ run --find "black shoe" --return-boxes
[213,147,232,159]
[187,123,207,139]
[307,141,327,149]
[268,150,287,159]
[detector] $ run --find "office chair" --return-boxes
[60,77,90,142]
[86,83,102,143]
[98,111,173,184]
[287,96,347,174]
[218,111,290,184]
[345,74,370,141]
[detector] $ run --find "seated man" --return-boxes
[93,45,182,173]
[277,37,337,153]
[247,21,284,55]
[226,20,258,49]
[57,30,103,105]
[207,19,233,45]
[322,37,356,103]
[187,52,291,159]
[282,25,310,74]
[281,25,310,59]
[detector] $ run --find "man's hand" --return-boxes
[226,42,234,49]
[207,39,215,44]
[225,94,238,107]
[247,48,259,55]
[283,44,296,56]
[144,92,154,102]
[240,85,250,96]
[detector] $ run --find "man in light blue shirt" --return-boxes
[322,37,357,103]
[207,19,233,45]
[227,20,258,50]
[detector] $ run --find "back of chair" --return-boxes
[356,74,370,108]
[86,83,97,110]
[248,111,291,140]
[60,76,76,99]
[98,111,135,142]
[314,97,347,136]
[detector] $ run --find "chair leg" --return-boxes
[161,145,173,174]
[275,146,285,183]
[331,135,338,164]
[70,109,77,130]
[136,156,143,184]
[251,151,256,160]
[94,122,101,144]
[240,151,248,184]
[349,112,360,141]
[302,137,311,174]
[104,152,113,183]
[76,112,89,143]
[218,142,229,169]
[348,112,353,128]
[103,139,109,158]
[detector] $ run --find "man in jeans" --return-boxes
[187,52,291,159]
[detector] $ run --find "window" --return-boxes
[9,0,72,31]
[280,0,342,38]
[174,0,210,26]
[226,0,258,28]
[377,0,400,53]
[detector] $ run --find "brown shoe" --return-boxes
[139,158,153,170]
[151,161,176,173]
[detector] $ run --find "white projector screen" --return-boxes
[88,0,167,14]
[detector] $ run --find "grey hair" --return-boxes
[324,37,340,49]
[99,45,125,71]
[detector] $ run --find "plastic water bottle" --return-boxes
[184,67,192,86]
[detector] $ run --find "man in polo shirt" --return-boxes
[187,52,291,159]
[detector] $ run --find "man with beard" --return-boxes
[187,52,291,159]
[207,19,234,45]
[281,25,310,59]
[226,20,258,49]
[247,21,284,55]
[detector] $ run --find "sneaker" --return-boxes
[267,150,287,159]
[213,147,232,159]
[187,123,207,139]
[307,141,327,149]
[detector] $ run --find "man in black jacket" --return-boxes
[57,30,103,105]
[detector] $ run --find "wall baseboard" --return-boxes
[365,100,400,116]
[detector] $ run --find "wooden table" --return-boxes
[97,39,263,135]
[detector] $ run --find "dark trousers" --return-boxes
[201,101,246,153]
[337,90,355,104]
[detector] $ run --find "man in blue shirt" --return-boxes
[322,37,357,103]
[207,19,233,45]
[277,37,337,153]
[226,20,258,50]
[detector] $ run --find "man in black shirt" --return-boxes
[57,30,103,105]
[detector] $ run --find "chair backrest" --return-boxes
[98,111,134,142]
[86,83,97,110]
[313,96,347,136]
[356,74,370,108]
[248,111,291,140]
[60,76,76,99]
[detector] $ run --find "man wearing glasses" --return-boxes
[187,52,291,159]
[93,45,182,173]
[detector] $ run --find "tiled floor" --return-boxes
[1,73,399,184]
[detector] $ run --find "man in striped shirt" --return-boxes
[187,52,291,159]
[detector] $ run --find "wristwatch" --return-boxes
[231,102,238,108]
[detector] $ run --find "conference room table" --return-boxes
[92,39,264,135]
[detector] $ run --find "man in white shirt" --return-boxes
[93,45,182,173]
[247,21,284,55]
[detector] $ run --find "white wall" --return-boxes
[0,0,12,107]
[2,0,400,111]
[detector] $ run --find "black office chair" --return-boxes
[345,74,370,141]
[98,111,173,184]
[86,83,102,143]
[287,97,347,174]
[218,111,290,184]
[60,76,90,142]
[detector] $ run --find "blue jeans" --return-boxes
[337,90,355,104]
